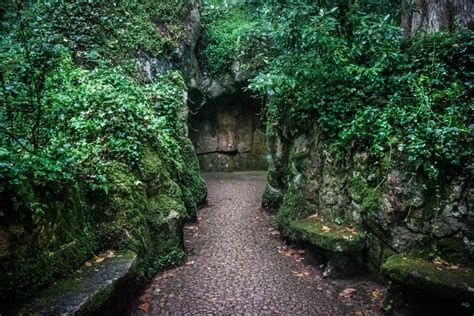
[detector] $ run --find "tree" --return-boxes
[401,0,474,36]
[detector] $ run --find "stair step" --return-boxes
[19,250,137,315]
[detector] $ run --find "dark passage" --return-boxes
[188,88,268,172]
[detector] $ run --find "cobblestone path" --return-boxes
[132,172,386,315]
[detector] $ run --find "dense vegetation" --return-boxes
[250,1,471,180]
[0,0,206,309]
[0,0,472,311]
[201,0,472,180]
[199,0,268,76]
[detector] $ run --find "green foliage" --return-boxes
[200,3,267,75]
[0,0,206,310]
[250,1,473,180]
[5,0,191,67]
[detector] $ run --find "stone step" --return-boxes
[289,216,366,253]
[382,254,474,302]
[18,250,137,315]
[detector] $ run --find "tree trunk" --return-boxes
[401,0,474,37]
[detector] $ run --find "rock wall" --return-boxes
[189,89,268,172]
[0,1,207,311]
[264,125,473,271]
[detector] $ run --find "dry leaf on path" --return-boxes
[138,302,150,313]
[292,270,310,277]
[339,288,357,298]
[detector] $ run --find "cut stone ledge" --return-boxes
[289,217,366,253]
[18,250,137,315]
[382,254,474,302]
[289,216,366,278]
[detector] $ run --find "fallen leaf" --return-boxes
[308,213,319,219]
[84,261,92,267]
[95,257,105,263]
[322,225,331,232]
[185,260,195,266]
[138,302,150,313]
[345,228,358,235]
[292,270,310,277]
[339,288,357,298]
[371,289,382,299]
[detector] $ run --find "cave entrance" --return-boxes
[188,85,268,172]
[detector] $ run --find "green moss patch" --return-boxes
[289,216,366,253]
[349,176,382,214]
[382,254,474,302]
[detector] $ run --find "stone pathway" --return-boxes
[131,172,386,315]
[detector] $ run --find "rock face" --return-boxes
[189,89,268,172]
[265,124,474,276]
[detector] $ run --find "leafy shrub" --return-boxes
[250,1,472,180]
[200,3,267,75]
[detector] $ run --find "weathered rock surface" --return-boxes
[264,124,474,277]
[19,250,137,315]
[189,90,268,172]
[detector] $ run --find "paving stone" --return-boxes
[131,172,385,315]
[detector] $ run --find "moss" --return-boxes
[262,184,283,209]
[177,138,207,217]
[289,217,366,252]
[349,176,383,214]
[434,238,474,268]
[382,254,474,301]
[277,187,313,235]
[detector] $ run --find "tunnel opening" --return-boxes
[188,84,268,172]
